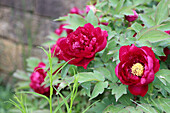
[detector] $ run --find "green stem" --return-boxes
[49,48,53,113]
[69,75,79,113]
[50,82,53,113]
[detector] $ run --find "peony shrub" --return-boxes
[12,0,170,113]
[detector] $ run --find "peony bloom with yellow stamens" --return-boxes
[115,44,160,97]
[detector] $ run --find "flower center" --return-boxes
[131,63,144,77]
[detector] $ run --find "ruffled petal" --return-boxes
[75,57,95,69]
[96,30,108,52]
[119,45,131,61]
[154,59,160,73]
[128,85,148,97]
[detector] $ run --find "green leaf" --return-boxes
[61,64,70,78]
[106,62,118,83]
[15,81,30,90]
[131,22,144,32]
[151,98,170,113]
[152,46,165,56]
[139,14,155,27]
[115,0,125,13]
[108,31,116,40]
[13,70,29,80]
[17,91,49,102]
[119,93,133,106]
[155,69,170,84]
[136,104,158,113]
[101,40,117,62]
[109,0,119,8]
[95,1,108,9]
[119,5,136,15]
[88,96,115,113]
[132,0,146,5]
[118,106,141,113]
[88,102,107,113]
[66,14,87,30]
[82,100,100,113]
[42,40,56,46]
[26,57,40,71]
[90,81,108,100]
[32,110,50,113]
[52,63,65,74]
[110,84,127,101]
[94,67,112,82]
[103,104,124,113]
[86,10,98,26]
[153,76,170,94]
[148,83,154,94]
[101,48,113,63]
[77,72,105,83]
[53,16,69,21]
[155,0,169,25]
[54,94,71,113]
[158,22,170,31]
[138,30,170,43]
[47,32,59,40]
[81,82,91,97]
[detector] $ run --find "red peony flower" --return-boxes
[86,5,96,14]
[54,23,108,69]
[55,24,73,36]
[115,44,160,97]
[30,62,60,96]
[125,10,138,22]
[69,7,84,15]
[30,62,50,96]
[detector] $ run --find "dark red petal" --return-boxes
[84,23,95,31]
[154,58,160,73]
[119,45,131,61]
[70,7,84,15]
[141,46,155,61]
[146,56,154,70]
[74,57,95,69]
[144,70,155,84]
[57,37,70,54]
[125,10,138,22]
[141,46,160,73]
[96,30,108,52]
[38,62,46,68]
[128,85,148,97]
[119,44,146,62]
[115,62,137,85]
[60,51,83,64]
[115,63,119,79]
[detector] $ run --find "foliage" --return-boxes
[10,0,170,113]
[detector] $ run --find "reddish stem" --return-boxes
[134,95,137,106]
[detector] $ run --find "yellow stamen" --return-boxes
[131,63,144,76]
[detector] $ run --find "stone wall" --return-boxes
[0,0,87,76]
